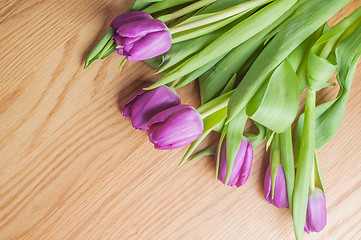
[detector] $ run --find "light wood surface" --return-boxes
[1,1,361,239]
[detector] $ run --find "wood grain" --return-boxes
[1,1,361,239]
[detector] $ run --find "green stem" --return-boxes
[197,90,234,119]
[170,79,181,88]
[158,0,217,23]
[171,13,241,43]
[168,0,274,34]
[320,32,342,59]
[119,58,127,72]
[309,161,315,192]
[293,88,316,240]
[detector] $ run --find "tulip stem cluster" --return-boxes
[84,1,361,239]
[158,0,217,23]
[166,0,274,35]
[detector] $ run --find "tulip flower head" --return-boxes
[304,187,327,233]
[110,11,172,61]
[217,137,253,187]
[264,165,289,208]
[122,86,180,130]
[147,105,204,150]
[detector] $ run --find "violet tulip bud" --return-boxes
[110,11,172,61]
[217,138,253,187]
[147,105,203,150]
[122,86,180,130]
[304,187,327,233]
[264,165,289,208]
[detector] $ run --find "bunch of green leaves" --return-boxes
[293,7,361,239]
[146,0,298,90]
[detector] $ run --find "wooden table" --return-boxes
[1,1,361,239]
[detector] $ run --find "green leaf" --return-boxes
[130,0,165,11]
[168,0,274,34]
[142,0,195,13]
[313,19,361,148]
[246,59,299,133]
[209,76,236,132]
[307,46,337,91]
[227,0,350,123]
[295,25,327,95]
[144,55,165,73]
[221,74,237,95]
[314,152,324,192]
[225,109,247,184]
[244,121,266,148]
[84,28,114,69]
[171,13,243,43]
[157,0,218,22]
[99,40,116,59]
[265,129,274,151]
[147,0,297,90]
[197,90,234,118]
[199,26,265,103]
[175,54,225,88]
[188,145,217,162]
[294,9,361,162]
[157,28,225,73]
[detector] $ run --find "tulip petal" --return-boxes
[110,11,153,29]
[147,105,191,127]
[217,138,253,187]
[117,19,167,38]
[305,188,327,232]
[122,86,180,130]
[122,88,146,118]
[151,108,203,148]
[236,139,253,187]
[225,139,247,186]
[272,166,289,208]
[147,105,203,149]
[127,30,172,61]
[264,166,273,203]
[123,36,143,46]
[130,87,180,130]
[148,123,162,143]
[264,165,289,208]
[112,33,124,46]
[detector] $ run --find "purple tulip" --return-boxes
[264,165,289,208]
[122,86,180,130]
[217,138,253,187]
[147,105,203,150]
[110,11,172,61]
[304,187,327,233]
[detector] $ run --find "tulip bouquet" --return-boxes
[84,0,361,239]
